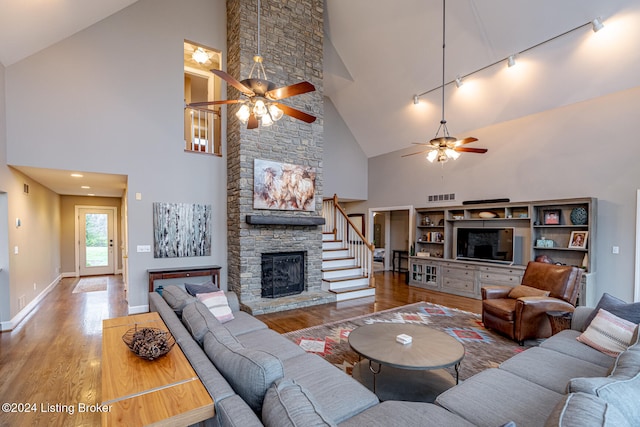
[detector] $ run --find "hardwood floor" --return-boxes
[257,271,482,332]
[0,271,480,426]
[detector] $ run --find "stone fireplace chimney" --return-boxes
[226,0,333,314]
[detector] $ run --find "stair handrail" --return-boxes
[322,195,375,286]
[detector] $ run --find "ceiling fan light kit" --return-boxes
[185,0,316,130]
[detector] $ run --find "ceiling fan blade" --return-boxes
[456,137,479,146]
[247,113,259,129]
[210,69,254,96]
[265,81,316,100]
[401,149,433,158]
[455,147,488,153]
[274,103,316,123]
[188,100,242,107]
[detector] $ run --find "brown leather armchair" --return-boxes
[482,261,583,344]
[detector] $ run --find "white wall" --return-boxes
[349,86,640,303]
[323,97,367,200]
[5,0,228,312]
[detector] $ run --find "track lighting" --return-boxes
[455,76,463,88]
[413,94,420,105]
[507,55,516,68]
[591,17,604,33]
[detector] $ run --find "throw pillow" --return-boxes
[185,281,220,296]
[582,293,640,332]
[161,285,196,316]
[197,291,234,323]
[508,285,550,299]
[576,309,636,357]
[262,379,337,427]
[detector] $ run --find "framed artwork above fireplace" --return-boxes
[253,159,316,211]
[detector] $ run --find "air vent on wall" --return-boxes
[428,193,455,203]
[23,183,30,195]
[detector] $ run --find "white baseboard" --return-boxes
[2,275,62,331]
[61,271,78,278]
[128,305,149,315]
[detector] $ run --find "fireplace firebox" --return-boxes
[261,251,305,298]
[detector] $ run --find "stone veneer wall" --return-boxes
[226,0,331,314]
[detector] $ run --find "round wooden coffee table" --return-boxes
[348,323,464,402]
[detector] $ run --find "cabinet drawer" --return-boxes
[444,267,474,280]
[479,272,520,285]
[443,277,475,293]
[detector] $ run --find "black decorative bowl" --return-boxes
[122,326,175,361]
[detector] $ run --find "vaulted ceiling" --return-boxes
[1,0,639,194]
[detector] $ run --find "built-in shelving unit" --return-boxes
[409,197,596,304]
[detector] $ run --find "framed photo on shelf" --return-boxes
[568,231,588,249]
[543,210,561,225]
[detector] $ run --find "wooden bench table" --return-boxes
[101,312,214,426]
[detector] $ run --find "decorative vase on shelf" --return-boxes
[570,207,588,225]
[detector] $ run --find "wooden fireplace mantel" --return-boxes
[148,265,221,292]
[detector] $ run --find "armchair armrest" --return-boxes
[516,296,575,315]
[514,297,576,343]
[482,285,512,300]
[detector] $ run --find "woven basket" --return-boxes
[122,326,175,361]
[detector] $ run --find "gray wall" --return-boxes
[348,86,640,303]
[5,0,228,312]
[323,97,367,200]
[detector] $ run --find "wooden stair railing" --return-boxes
[322,195,375,287]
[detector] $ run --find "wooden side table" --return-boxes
[546,311,573,336]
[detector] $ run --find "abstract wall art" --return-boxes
[153,202,211,258]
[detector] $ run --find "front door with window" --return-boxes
[78,208,115,276]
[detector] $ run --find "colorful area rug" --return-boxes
[283,302,533,381]
[72,277,108,293]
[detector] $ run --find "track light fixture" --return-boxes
[591,17,604,33]
[412,16,606,104]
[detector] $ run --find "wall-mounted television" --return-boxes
[455,227,517,265]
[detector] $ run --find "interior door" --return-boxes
[78,207,115,276]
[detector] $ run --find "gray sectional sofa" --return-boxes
[148,285,639,427]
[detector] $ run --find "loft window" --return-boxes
[184,41,222,156]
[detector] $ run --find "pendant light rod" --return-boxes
[440,0,446,125]
[257,0,261,57]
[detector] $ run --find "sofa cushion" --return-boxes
[197,290,235,323]
[161,285,196,316]
[262,379,337,427]
[508,285,550,298]
[236,328,306,361]
[185,280,220,296]
[583,293,640,332]
[224,311,270,336]
[483,298,517,321]
[436,368,563,427]
[203,329,284,413]
[181,299,220,345]
[540,330,615,369]
[544,392,631,427]
[499,347,609,393]
[282,353,379,424]
[576,309,637,357]
[568,341,640,425]
[338,400,475,427]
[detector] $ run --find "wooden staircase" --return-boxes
[321,196,376,301]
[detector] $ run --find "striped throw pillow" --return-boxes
[197,291,235,323]
[577,309,636,357]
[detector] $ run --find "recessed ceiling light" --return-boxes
[87,193,95,196]
[71,173,83,178]
[81,186,90,189]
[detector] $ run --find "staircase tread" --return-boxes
[329,285,375,294]
[323,247,348,251]
[322,265,362,272]
[323,274,369,283]
[322,255,355,261]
